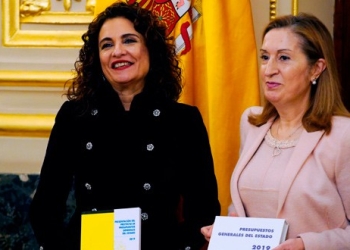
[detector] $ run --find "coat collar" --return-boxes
[96,81,164,113]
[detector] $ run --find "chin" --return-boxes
[264,95,279,104]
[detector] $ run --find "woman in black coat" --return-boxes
[29,2,220,250]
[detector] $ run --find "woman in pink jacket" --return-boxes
[202,13,350,250]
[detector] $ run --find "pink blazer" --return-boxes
[229,106,350,250]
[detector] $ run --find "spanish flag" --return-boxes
[94,0,260,216]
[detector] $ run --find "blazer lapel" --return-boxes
[231,119,273,216]
[276,129,325,214]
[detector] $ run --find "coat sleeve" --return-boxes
[176,105,221,249]
[298,119,350,250]
[29,101,77,249]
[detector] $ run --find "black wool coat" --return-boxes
[30,82,221,250]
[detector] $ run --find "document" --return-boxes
[208,216,288,250]
[114,207,141,250]
[81,207,141,250]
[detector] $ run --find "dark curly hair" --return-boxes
[65,2,183,104]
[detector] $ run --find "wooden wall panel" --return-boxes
[334,0,350,111]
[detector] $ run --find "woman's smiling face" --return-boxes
[98,17,150,92]
[260,27,314,108]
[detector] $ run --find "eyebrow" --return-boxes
[260,48,292,53]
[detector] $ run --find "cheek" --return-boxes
[288,69,310,88]
[259,66,265,78]
[259,66,267,85]
[285,77,311,99]
[99,51,106,63]
[140,51,150,71]
[99,53,109,70]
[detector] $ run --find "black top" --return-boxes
[29,82,220,250]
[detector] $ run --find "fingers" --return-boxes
[229,211,238,217]
[200,225,213,242]
[271,238,305,250]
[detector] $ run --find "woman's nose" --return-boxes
[112,43,125,56]
[263,59,278,76]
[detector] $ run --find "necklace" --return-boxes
[276,121,303,141]
[265,121,303,156]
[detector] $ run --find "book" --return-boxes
[208,216,288,250]
[114,207,141,250]
[81,207,141,250]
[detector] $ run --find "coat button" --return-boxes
[91,109,98,116]
[86,142,93,150]
[146,144,154,151]
[85,183,92,190]
[141,212,148,221]
[153,109,161,117]
[143,183,151,191]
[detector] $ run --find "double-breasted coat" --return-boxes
[30,82,221,250]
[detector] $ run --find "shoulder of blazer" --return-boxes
[163,101,202,121]
[331,115,350,132]
[54,100,93,129]
[326,115,350,144]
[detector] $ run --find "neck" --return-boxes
[274,118,303,141]
[113,85,144,111]
[119,95,133,111]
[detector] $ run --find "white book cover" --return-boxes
[208,216,288,250]
[114,207,141,250]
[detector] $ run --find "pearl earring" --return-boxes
[312,79,317,85]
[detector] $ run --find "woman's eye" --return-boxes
[280,55,290,61]
[124,38,137,44]
[260,55,269,61]
[101,43,112,49]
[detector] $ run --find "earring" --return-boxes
[312,79,317,85]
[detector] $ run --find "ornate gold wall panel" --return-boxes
[0,70,69,137]
[292,0,299,15]
[270,0,277,20]
[2,0,94,47]
[270,0,299,19]
[0,113,54,137]
[0,70,74,87]
[1,1,86,137]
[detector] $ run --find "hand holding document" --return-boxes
[208,216,288,250]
